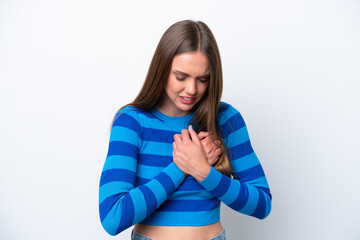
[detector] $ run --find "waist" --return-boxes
[134,221,223,240]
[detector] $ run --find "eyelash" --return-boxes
[175,76,208,83]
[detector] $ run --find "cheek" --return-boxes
[199,83,209,96]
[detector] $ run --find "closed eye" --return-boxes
[175,76,186,81]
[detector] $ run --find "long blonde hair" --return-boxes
[112,20,232,176]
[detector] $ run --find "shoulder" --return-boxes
[113,105,157,128]
[218,101,245,123]
[218,101,247,137]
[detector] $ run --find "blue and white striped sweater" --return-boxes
[99,102,272,236]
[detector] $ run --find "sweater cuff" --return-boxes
[198,166,222,191]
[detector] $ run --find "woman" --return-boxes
[99,20,272,240]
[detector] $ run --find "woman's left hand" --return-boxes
[172,125,211,181]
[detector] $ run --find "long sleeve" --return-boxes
[99,108,186,235]
[198,103,272,219]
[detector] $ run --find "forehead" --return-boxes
[171,51,209,75]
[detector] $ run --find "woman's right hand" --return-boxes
[197,132,222,166]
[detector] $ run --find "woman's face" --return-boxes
[158,51,209,117]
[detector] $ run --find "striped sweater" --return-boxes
[99,102,272,236]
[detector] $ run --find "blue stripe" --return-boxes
[102,155,136,172]
[220,112,245,138]
[138,154,172,167]
[137,165,164,179]
[154,172,175,197]
[140,207,220,226]
[135,176,150,186]
[110,126,139,144]
[100,169,135,187]
[99,181,132,204]
[230,152,259,172]
[99,193,125,222]
[226,126,250,148]
[113,112,140,133]
[137,110,158,119]
[209,174,231,198]
[117,195,135,233]
[157,199,220,212]
[142,128,178,143]
[177,177,205,191]
[235,164,265,182]
[169,189,213,200]
[218,102,230,113]
[138,185,158,217]
[227,140,254,160]
[228,181,249,211]
[140,141,172,155]
[220,180,240,204]
[136,176,205,192]
[107,141,138,158]
[251,189,267,219]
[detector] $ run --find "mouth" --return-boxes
[179,96,196,104]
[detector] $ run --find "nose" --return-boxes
[185,79,197,95]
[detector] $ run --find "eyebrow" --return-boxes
[173,70,209,78]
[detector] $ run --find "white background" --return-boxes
[1,0,359,239]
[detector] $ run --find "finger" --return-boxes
[214,140,221,147]
[209,157,219,165]
[172,142,177,150]
[197,131,209,140]
[188,125,200,143]
[181,129,191,142]
[174,134,182,143]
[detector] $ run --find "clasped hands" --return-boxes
[172,125,222,182]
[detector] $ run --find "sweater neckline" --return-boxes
[151,108,194,122]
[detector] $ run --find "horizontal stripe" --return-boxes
[235,164,265,181]
[107,141,138,158]
[99,181,132,204]
[226,126,250,148]
[102,155,137,172]
[142,128,178,143]
[157,199,220,212]
[220,112,245,138]
[136,164,164,179]
[140,141,173,155]
[138,153,172,167]
[140,207,220,226]
[230,152,259,171]
[246,176,270,190]
[113,111,140,133]
[110,126,139,145]
[100,169,135,187]
[227,140,254,160]
[169,189,214,200]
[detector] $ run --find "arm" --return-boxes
[172,105,271,219]
[198,105,272,219]
[99,109,186,236]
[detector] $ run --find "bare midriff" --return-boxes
[134,221,223,240]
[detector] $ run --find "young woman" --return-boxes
[99,20,272,240]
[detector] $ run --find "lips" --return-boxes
[180,96,196,104]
